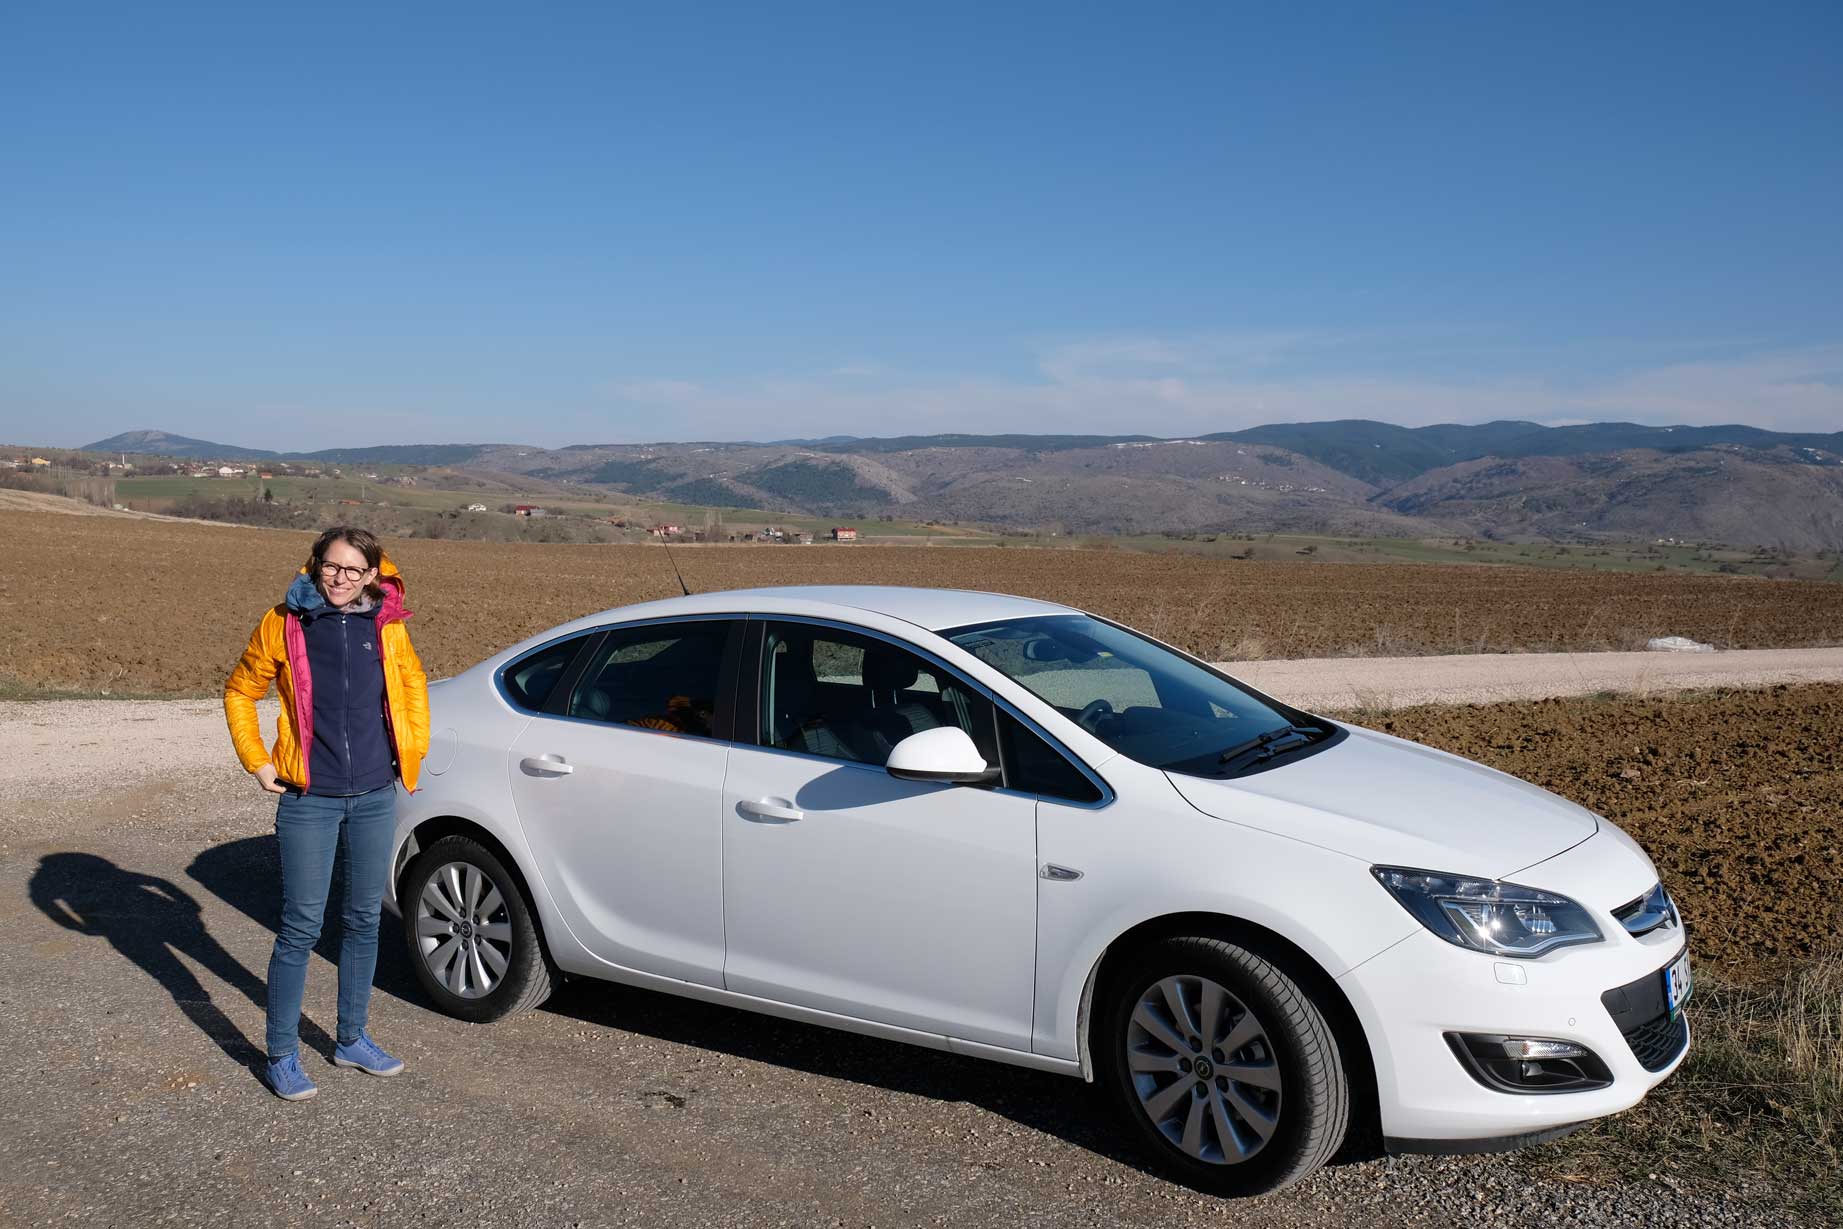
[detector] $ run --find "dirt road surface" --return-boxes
[1231,645,1843,710]
[2,656,1827,1227]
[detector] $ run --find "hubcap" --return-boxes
[1125,974,1282,1164]
[414,862,513,999]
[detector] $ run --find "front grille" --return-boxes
[1622,1010,1690,1072]
[1601,950,1692,1073]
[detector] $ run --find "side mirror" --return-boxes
[887,726,999,786]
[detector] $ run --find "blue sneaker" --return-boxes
[264,1051,318,1101]
[332,1031,405,1077]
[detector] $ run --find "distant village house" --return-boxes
[831,526,858,542]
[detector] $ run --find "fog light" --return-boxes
[1446,1032,1613,1094]
[1501,1038,1589,1061]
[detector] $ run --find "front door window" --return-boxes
[760,622,998,767]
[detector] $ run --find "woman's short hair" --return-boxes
[307,526,386,600]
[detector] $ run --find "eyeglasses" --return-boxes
[317,562,374,583]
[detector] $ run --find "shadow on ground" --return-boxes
[28,851,330,1066]
[186,834,424,1014]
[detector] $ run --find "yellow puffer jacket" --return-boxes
[224,555,431,793]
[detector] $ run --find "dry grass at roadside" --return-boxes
[1526,958,1843,1218]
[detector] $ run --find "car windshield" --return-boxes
[942,614,1331,777]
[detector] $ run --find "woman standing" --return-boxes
[225,527,430,1100]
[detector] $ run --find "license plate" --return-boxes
[1665,950,1693,1016]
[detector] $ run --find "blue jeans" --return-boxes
[266,785,397,1058]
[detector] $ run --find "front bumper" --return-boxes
[1340,925,1690,1142]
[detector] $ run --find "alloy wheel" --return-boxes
[414,861,514,999]
[1125,974,1284,1163]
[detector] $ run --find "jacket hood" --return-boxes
[1164,723,1598,880]
[285,553,408,623]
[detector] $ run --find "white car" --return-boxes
[389,585,1690,1194]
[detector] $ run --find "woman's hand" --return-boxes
[255,764,289,795]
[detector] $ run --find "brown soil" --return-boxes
[1350,684,1843,982]
[7,511,1843,696]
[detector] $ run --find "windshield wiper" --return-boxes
[1216,725,1325,773]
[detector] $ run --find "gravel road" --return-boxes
[1230,645,1843,710]
[1,652,1828,1227]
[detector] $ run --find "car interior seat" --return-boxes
[855,646,947,760]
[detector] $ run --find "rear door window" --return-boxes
[567,620,738,739]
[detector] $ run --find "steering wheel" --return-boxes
[1076,697,1115,733]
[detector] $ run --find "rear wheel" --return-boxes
[1097,936,1348,1196]
[401,835,558,1022]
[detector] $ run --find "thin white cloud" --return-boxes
[598,334,1843,441]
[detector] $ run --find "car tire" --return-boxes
[1097,936,1349,1196]
[401,835,559,1022]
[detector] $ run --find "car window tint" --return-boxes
[946,615,1307,776]
[761,623,994,768]
[568,621,731,737]
[963,632,1160,711]
[502,635,588,712]
[998,711,1103,804]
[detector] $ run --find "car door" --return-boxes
[721,618,1039,1051]
[506,616,740,987]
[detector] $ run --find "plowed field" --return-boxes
[5,512,1841,695]
[1357,684,1843,981]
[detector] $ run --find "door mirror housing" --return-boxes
[886,726,999,786]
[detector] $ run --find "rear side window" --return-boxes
[568,621,734,738]
[999,711,1103,804]
[501,635,589,712]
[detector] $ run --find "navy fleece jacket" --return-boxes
[285,573,395,797]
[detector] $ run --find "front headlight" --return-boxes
[1371,866,1604,958]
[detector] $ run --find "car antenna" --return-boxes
[661,538,692,596]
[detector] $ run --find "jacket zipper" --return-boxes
[340,613,352,793]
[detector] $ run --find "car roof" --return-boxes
[591,584,1076,633]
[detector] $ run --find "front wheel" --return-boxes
[1097,936,1348,1196]
[401,835,559,1022]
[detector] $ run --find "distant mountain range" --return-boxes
[80,421,1843,550]
[82,429,490,466]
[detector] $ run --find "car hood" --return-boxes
[1165,725,1598,879]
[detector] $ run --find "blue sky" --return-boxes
[3,2,1839,449]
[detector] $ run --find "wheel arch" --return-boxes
[1076,910,1381,1157]
[396,815,558,966]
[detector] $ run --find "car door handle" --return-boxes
[737,798,803,823]
[520,755,574,776]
